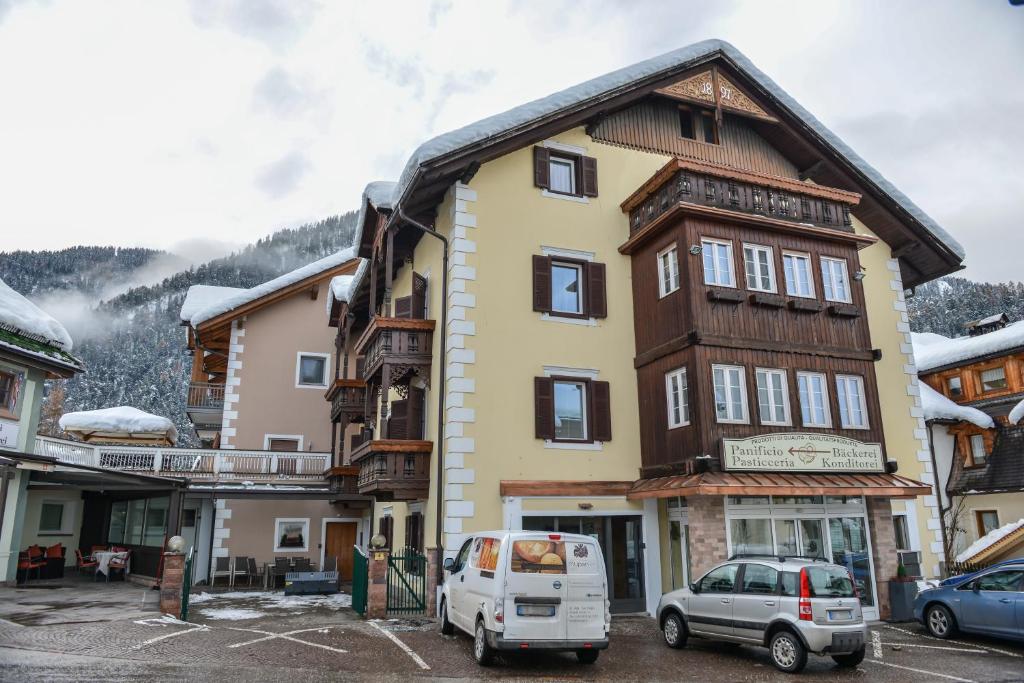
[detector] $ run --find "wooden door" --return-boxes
[326,522,358,581]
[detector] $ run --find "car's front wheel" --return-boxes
[473,619,494,666]
[439,598,454,636]
[832,646,865,668]
[663,612,687,649]
[925,604,957,639]
[769,630,808,673]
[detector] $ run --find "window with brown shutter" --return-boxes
[394,295,413,319]
[534,376,555,439]
[387,399,409,440]
[532,255,552,313]
[532,256,607,319]
[586,262,607,318]
[581,156,598,197]
[534,376,612,443]
[590,380,612,441]
[533,145,598,198]
[411,272,428,319]
[533,146,550,189]
[378,516,393,550]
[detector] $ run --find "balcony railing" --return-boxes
[326,379,367,423]
[349,438,432,501]
[34,435,331,483]
[354,317,435,382]
[186,382,225,411]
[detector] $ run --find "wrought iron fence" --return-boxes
[352,546,369,616]
[386,547,427,615]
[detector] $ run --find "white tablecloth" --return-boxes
[93,551,129,576]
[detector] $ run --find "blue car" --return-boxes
[938,558,1024,587]
[914,560,1024,642]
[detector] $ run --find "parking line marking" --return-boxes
[884,625,1022,658]
[134,624,209,649]
[368,621,430,671]
[226,626,347,654]
[880,641,987,653]
[872,630,883,658]
[866,659,975,682]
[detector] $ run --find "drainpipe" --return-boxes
[396,206,449,583]
[206,492,217,585]
[926,422,951,570]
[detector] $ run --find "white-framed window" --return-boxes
[702,239,735,287]
[755,368,790,426]
[657,244,680,297]
[553,379,588,441]
[38,500,72,534]
[712,364,748,423]
[797,372,831,427]
[783,251,814,298]
[295,352,329,388]
[947,376,963,397]
[549,155,577,195]
[892,514,911,551]
[836,375,869,429]
[551,260,585,314]
[665,368,689,428]
[274,517,310,552]
[743,244,776,293]
[969,434,988,466]
[820,257,852,303]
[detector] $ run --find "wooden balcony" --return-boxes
[185,382,225,438]
[350,438,432,501]
[353,316,435,384]
[326,379,367,423]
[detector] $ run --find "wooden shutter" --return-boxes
[586,262,607,318]
[411,272,428,320]
[388,399,409,440]
[394,295,413,318]
[408,388,425,440]
[581,156,598,197]
[378,516,393,550]
[534,377,555,440]
[591,380,612,442]
[533,146,550,189]
[532,255,552,313]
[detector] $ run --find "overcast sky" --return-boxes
[0,0,1020,282]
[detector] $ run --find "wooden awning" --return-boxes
[628,471,931,500]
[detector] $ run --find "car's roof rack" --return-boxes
[727,553,829,563]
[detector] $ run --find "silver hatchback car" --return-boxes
[657,556,868,673]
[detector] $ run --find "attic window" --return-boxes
[980,367,1007,393]
[700,111,719,145]
[947,376,962,397]
[679,108,695,140]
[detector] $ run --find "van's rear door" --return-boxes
[502,535,568,641]
[564,537,607,642]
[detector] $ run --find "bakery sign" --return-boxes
[722,433,884,473]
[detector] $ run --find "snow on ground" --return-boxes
[1010,398,1024,426]
[179,285,244,322]
[190,590,352,612]
[190,247,356,327]
[912,321,1024,372]
[920,383,994,428]
[956,518,1024,562]
[0,278,74,350]
[59,406,178,442]
[198,608,267,621]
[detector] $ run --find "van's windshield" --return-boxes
[806,566,856,598]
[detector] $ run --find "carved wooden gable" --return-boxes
[656,68,775,122]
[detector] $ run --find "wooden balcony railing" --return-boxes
[349,439,432,501]
[325,379,367,423]
[354,317,435,382]
[186,382,225,411]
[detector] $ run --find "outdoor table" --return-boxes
[92,551,129,577]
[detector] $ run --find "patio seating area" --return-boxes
[209,554,340,590]
[18,543,133,585]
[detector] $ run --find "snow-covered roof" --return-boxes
[389,39,963,261]
[920,383,994,428]
[0,278,73,351]
[179,285,244,323]
[1009,398,1024,426]
[326,258,369,313]
[351,180,397,257]
[912,321,1024,372]
[189,247,357,327]
[956,518,1024,563]
[59,406,178,445]
[967,313,1008,329]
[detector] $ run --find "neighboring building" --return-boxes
[329,39,964,618]
[915,318,1024,566]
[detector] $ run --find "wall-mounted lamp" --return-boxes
[688,245,703,255]
[852,268,867,281]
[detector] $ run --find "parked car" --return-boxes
[938,558,1024,587]
[914,560,1024,641]
[657,556,868,673]
[440,531,611,665]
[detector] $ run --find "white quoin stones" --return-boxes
[219,321,246,449]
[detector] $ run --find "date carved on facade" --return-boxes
[655,70,773,120]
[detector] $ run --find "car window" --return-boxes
[700,564,739,593]
[453,538,473,572]
[974,570,1024,592]
[805,565,856,598]
[740,563,779,594]
[780,571,799,597]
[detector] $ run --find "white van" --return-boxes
[440,530,611,665]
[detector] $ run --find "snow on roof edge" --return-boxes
[179,285,245,322]
[350,180,398,258]
[0,278,74,351]
[1009,398,1024,426]
[919,383,994,429]
[326,258,369,315]
[955,518,1024,563]
[912,321,1024,372]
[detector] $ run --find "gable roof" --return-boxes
[385,39,962,286]
[912,321,1024,373]
[179,285,244,324]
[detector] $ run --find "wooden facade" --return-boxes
[921,351,1024,405]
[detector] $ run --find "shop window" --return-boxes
[743,244,776,293]
[975,510,1000,537]
[783,252,815,298]
[712,364,748,423]
[947,376,962,398]
[702,239,735,287]
[296,352,329,388]
[755,368,790,425]
[274,518,310,552]
[106,497,170,547]
[665,368,689,428]
[836,375,868,429]
[980,367,1007,393]
[797,372,831,428]
[657,244,680,297]
[820,257,852,303]
[730,518,773,555]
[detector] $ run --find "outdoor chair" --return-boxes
[270,557,291,589]
[90,545,108,557]
[211,556,232,586]
[293,557,311,572]
[107,550,130,582]
[231,556,252,587]
[17,549,45,583]
[246,557,261,587]
[74,548,98,577]
[323,555,337,572]
[43,543,65,579]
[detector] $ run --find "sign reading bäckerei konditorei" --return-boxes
[721,433,884,473]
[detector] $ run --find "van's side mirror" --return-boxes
[443,557,455,572]
[689,581,700,594]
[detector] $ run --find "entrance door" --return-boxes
[668,520,691,591]
[828,517,876,619]
[325,522,358,581]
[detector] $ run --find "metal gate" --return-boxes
[386,547,427,615]
[352,546,369,616]
[180,547,194,621]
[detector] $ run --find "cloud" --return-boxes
[254,150,311,198]
[252,67,319,118]
[188,0,319,50]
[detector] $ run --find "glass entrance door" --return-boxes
[668,520,691,590]
[774,519,826,558]
[828,517,875,614]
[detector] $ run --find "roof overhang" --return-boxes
[2,449,186,490]
[627,471,931,500]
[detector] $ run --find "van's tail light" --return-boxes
[847,569,859,599]
[548,534,561,541]
[494,598,504,624]
[798,567,813,621]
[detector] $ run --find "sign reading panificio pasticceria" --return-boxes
[721,433,884,473]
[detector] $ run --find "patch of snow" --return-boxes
[326,259,369,314]
[189,590,352,611]
[955,518,1024,563]
[920,383,994,428]
[912,321,1024,372]
[0,278,74,350]
[197,607,266,620]
[179,285,244,322]
[190,247,357,327]
[350,180,398,258]
[387,39,963,260]
[134,614,190,626]
[59,406,178,443]
[1009,398,1024,426]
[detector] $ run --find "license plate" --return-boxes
[517,604,556,617]
[828,609,852,621]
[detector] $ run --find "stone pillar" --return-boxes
[160,552,185,618]
[867,497,898,621]
[685,496,728,579]
[366,548,389,619]
[425,547,439,617]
